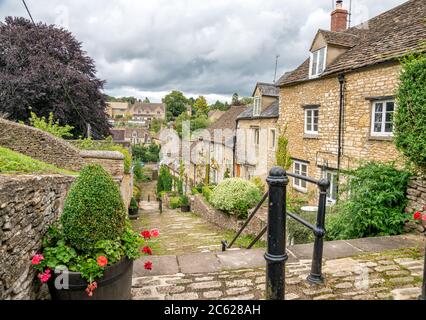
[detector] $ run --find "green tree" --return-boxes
[210,100,229,111]
[232,93,240,105]
[193,96,209,116]
[240,97,254,106]
[163,91,188,121]
[394,54,426,172]
[143,97,150,103]
[275,125,292,170]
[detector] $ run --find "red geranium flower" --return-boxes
[31,254,44,265]
[422,214,426,221]
[141,230,151,239]
[413,211,422,220]
[85,281,98,297]
[37,269,51,283]
[142,246,153,255]
[97,256,108,267]
[144,261,153,270]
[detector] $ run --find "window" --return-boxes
[270,129,276,150]
[305,107,319,134]
[253,96,261,116]
[293,161,308,191]
[309,47,327,78]
[371,100,395,137]
[323,170,338,203]
[254,128,260,145]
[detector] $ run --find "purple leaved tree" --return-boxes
[0,17,111,138]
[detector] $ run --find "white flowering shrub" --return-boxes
[210,178,262,218]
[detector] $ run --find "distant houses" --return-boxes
[106,101,166,128]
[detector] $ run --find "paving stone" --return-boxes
[285,277,302,285]
[256,284,265,291]
[374,265,400,272]
[391,287,422,300]
[203,291,223,299]
[223,294,255,300]
[165,278,193,285]
[189,281,222,290]
[302,288,333,296]
[226,287,251,295]
[353,294,376,300]
[388,277,415,285]
[286,293,300,300]
[342,291,365,297]
[313,294,336,300]
[157,286,186,294]
[368,278,386,286]
[330,271,353,277]
[225,279,253,287]
[132,278,161,287]
[385,270,410,277]
[376,292,392,299]
[195,276,214,282]
[378,260,395,265]
[255,277,266,284]
[335,282,353,289]
[167,292,199,300]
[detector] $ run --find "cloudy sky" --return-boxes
[0,0,407,103]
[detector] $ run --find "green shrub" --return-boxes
[191,187,200,195]
[129,197,138,209]
[24,111,74,139]
[394,54,426,172]
[180,195,189,207]
[326,162,411,240]
[133,185,142,202]
[157,165,173,194]
[250,176,266,194]
[210,178,262,218]
[202,185,213,202]
[61,165,127,253]
[169,196,182,209]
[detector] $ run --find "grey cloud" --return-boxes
[0,0,407,100]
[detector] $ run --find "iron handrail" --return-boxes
[221,191,268,251]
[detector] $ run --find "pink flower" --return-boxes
[151,228,160,238]
[422,214,426,221]
[38,269,51,283]
[31,254,44,265]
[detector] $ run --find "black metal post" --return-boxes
[148,194,151,202]
[159,198,163,214]
[265,167,288,300]
[421,236,426,300]
[307,179,330,285]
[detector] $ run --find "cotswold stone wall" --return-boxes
[190,194,266,238]
[0,118,84,171]
[406,177,426,213]
[278,62,402,196]
[0,174,75,300]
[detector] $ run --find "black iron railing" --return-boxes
[421,236,426,300]
[221,191,268,251]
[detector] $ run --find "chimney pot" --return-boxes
[331,0,348,32]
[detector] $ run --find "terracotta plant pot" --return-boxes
[128,207,139,216]
[180,205,190,212]
[47,257,133,300]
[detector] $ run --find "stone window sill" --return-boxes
[303,134,320,140]
[368,135,393,141]
[293,186,308,194]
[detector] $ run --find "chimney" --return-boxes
[331,0,348,32]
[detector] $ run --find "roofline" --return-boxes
[237,115,279,121]
[251,81,278,97]
[279,58,402,88]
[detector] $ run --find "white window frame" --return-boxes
[370,100,395,137]
[309,47,327,78]
[270,129,276,150]
[253,96,261,116]
[253,127,260,145]
[304,107,319,135]
[293,161,308,192]
[323,170,338,204]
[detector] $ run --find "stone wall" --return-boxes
[278,62,402,196]
[0,118,84,171]
[0,174,75,300]
[190,194,266,238]
[405,176,426,213]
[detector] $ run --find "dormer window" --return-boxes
[253,96,261,116]
[309,47,327,78]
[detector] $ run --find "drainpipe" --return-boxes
[336,73,345,197]
[232,120,238,177]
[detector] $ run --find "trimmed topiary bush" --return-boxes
[210,178,262,218]
[61,164,127,253]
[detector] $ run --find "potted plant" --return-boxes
[129,197,139,216]
[180,195,190,212]
[31,165,157,300]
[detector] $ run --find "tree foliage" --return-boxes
[394,54,426,172]
[25,111,74,139]
[0,17,110,138]
[193,96,209,116]
[163,90,188,121]
[157,165,173,194]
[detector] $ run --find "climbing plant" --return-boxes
[394,53,426,172]
[276,125,292,170]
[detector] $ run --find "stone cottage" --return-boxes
[235,82,280,181]
[277,0,426,203]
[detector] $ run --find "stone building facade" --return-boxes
[277,0,426,202]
